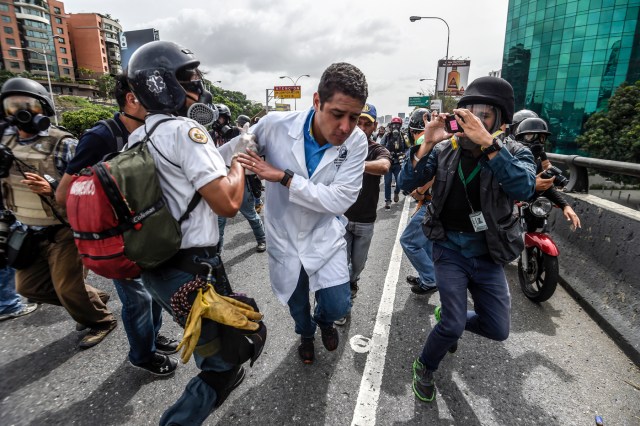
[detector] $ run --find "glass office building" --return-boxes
[501,0,640,153]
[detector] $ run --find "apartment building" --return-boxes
[67,12,122,76]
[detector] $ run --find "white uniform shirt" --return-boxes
[126,114,227,248]
[219,108,367,304]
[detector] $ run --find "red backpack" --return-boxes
[66,118,200,279]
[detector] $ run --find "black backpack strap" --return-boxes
[179,193,202,223]
[97,118,125,151]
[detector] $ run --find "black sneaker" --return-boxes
[394,193,399,203]
[350,281,359,299]
[155,334,179,355]
[406,275,421,286]
[412,358,436,402]
[214,366,246,408]
[298,337,315,364]
[385,201,391,210]
[411,284,438,295]
[320,325,339,351]
[256,242,266,253]
[130,352,178,376]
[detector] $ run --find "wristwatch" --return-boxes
[280,169,294,187]
[481,138,503,156]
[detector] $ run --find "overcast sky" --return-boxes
[62,0,510,119]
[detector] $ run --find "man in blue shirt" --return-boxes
[399,77,536,403]
[57,74,179,376]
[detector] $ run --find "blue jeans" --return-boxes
[287,267,351,338]
[142,266,236,426]
[344,221,375,284]
[420,244,511,371]
[0,266,22,315]
[384,163,402,202]
[400,204,436,288]
[218,181,266,251]
[112,278,163,365]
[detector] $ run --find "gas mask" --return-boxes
[521,133,546,159]
[2,96,51,134]
[177,79,214,120]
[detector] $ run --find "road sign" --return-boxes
[275,103,291,111]
[408,96,430,106]
[274,85,301,99]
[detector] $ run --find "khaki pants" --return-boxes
[16,227,115,328]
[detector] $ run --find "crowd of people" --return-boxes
[0,39,582,425]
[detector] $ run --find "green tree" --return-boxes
[97,74,116,98]
[61,104,117,136]
[0,70,16,89]
[576,80,640,184]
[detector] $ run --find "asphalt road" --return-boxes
[1,192,639,426]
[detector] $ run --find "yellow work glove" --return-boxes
[177,284,263,363]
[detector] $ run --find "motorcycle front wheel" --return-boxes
[518,247,559,303]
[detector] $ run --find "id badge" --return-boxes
[469,211,488,232]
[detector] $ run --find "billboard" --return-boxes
[436,59,471,96]
[120,28,160,70]
[275,103,291,111]
[273,85,301,99]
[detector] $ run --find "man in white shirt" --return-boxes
[125,41,259,426]
[220,63,368,364]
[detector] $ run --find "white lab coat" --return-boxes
[219,109,367,304]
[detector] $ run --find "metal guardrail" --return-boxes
[546,153,640,193]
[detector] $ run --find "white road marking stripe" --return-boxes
[351,197,411,426]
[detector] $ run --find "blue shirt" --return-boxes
[303,110,332,177]
[66,113,129,174]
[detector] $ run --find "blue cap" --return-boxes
[361,103,377,122]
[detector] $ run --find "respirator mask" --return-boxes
[2,96,50,134]
[178,79,216,126]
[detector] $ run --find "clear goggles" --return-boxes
[3,96,44,116]
[460,104,498,122]
[522,133,547,143]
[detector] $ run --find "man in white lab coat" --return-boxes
[220,62,368,364]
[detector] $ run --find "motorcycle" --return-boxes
[516,196,560,302]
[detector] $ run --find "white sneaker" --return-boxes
[0,302,38,321]
[334,315,349,326]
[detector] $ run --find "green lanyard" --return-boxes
[457,161,481,187]
[457,160,482,213]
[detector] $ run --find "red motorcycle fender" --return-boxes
[524,232,560,256]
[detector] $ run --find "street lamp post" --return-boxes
[279,74,310,111]
[410,16,450,102]
[11,44,59,125]
[419,77,436,99]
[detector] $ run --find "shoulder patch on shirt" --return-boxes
[188,127,208,144]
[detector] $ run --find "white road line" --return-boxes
[351,197,411,426]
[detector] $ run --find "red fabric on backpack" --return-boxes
[66,169,142,279]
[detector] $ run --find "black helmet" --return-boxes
[458,76,514,124]
[514,117,551,140]
[511,109,538,134]
[216,103,231,122]
[409,108,430,132]
[0,77,55,117]
[236,114,250,127]
[126,41,200,113]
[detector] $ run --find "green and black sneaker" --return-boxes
[412,358,436,402]
[434,306,458,354]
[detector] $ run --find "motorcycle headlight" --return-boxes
[530,197,553,217]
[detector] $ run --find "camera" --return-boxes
[0,144,14,179]
[540,165,569,187]
[0,209,15,266]
[444,114,463,134]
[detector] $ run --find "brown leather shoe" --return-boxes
[298,337,315,364]
[320,326,339,351]
[79,319,117,349]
